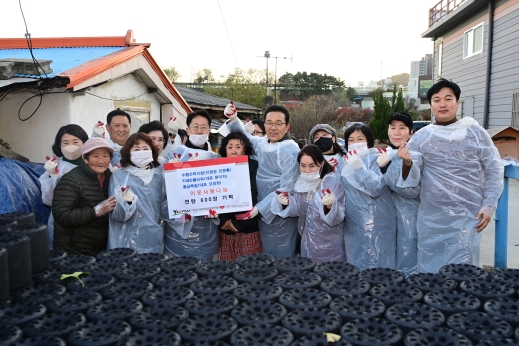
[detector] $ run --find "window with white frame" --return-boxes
[464,22,484,59]
[437,42,443,78]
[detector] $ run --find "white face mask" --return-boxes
[301,170,321,182]
[62,144,83,161]
[189,134,208,147]
[348,142,368,152]
[130,150,153,168]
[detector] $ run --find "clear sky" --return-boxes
[1,0,437,86]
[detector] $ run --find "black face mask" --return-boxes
[314,137,334,153]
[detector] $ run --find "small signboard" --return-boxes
[164,156,252,217]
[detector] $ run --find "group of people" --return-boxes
[40,78,504,274]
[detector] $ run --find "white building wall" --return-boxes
[410,61,420,78]
[0,73,165,163]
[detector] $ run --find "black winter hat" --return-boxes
[388,112,413,130]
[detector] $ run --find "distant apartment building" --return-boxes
[409,53,434,106]
[422,0,519,128]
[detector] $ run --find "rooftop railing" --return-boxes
[429,0,467,27]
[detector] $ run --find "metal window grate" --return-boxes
[512,93,519,128]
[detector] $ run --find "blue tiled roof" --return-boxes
[0,47,125,78]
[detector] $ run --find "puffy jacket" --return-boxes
[52,161,112,256]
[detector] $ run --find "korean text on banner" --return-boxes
[164,156,252,217]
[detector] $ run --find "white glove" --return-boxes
[224,101,237,121]
[109,163,120,173]
[168,117,179,134]
[93,196,116,217]
[121,186,134,203]
[236,207,258,220]
[93,121,106,138]
[328,157,338,168]
[276,191,289,205]
[376,148,391,167]
[205,209,218,219]
[321,189,335,207]
[345,151,363,169]
[188,152,198,161]
[44,156,60,177]
[244,119,255,134]
[169,153,181,163]
[179,214,192,223]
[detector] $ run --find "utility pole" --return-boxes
[256,51,270,87]
[273,55,292,104]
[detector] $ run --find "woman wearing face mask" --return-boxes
[40,124,89,250]
[341,123,396,270]
[108,132,165,253]
[309,124,345,172]
[271,145,346,263]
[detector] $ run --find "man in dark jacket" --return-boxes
[53,138,116,256]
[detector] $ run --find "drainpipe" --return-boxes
[483,0,494,129]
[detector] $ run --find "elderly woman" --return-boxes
[40,124,89,249]
[138,120,169,164]
[218,131,261,261]
[272,144,346,263]
[108,132,165,253]
[53,138,116,256]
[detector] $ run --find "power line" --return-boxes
[216,0,240,68]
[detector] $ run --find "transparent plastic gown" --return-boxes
[271,172,346,263]
[108,165,165,254]
[225,120,301,259]
[341,149,396,270]
[383,149,420,276]
[39,159,77,250]
[398,118,504,273]
[162,145,221,262]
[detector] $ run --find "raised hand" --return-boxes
[321,189,335,208]
[376,147,391,167]
[275,190,289,205]
[188,152,199,161]
[244,119,255,134]
[224,101,237,120]
[397,141,412,166]
[93,121,105,138]
[328,157,338,168]
[121,186,134,203]
[169,153,181,163]
[44,156,59,177]
[344,150,363,169]
[205,209,218,219]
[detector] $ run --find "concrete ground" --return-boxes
[480,178,519,269]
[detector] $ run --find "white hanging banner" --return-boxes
[164,156,252,217]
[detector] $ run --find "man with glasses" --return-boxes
[222,104,300,259]
[163,110,221,262]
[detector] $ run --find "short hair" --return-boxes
[427,78,461,104]
[186,110,212,127]
[107,109,132,125]
[264,105,290,124]
[297,144,333,178]
[218,131,254,157]
[251,119,266,134]
[344,123,375,150]
[52,124,89,157]
[138,121,169,149]
[120,132,160,168]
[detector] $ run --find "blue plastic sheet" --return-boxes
[0,158,50,224]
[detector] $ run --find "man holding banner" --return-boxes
[162,110,221,262]
[222,103,301,259]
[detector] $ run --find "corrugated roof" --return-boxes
[0,47,125,78]
[174,84,261,111]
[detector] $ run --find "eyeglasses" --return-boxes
[189,125,209,132]
[264,122,286,128]
[151,137,165,143]
[253,130,264,135]
[168,133,175,138]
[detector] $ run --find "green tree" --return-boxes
[204,68,266,109]
[194,68,215,84]
[278,72,345,100]
[163,66,180,82]
[369,89,393,142]
[345,87,358,103]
